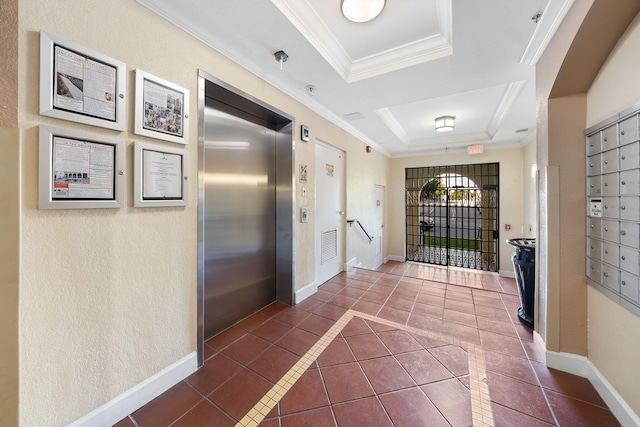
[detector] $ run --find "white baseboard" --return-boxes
[545,350,589,377]
[532,331,547,364]
[546,350,640,427]
[295,281,318,304]
[499,269,515,278]
[586,359,640,427]
[387,255,405,262]
[69,351,198,427]
[345,257,357,271]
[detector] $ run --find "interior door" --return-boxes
[374,185,384,269]
[315,141,345,285]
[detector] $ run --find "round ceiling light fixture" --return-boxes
[341,0,386,23]
[435,116,456,132]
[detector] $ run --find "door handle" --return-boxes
[338,211,345,215]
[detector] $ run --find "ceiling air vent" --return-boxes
[343,112,365,121]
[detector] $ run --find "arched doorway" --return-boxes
[405,163,499,271]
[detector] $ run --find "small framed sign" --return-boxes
[134,141,188,207]
[134,69,190,145]
[299,164,308,182]
[38,125,125,209]
[301,124,309,142]
[39,31,126,131]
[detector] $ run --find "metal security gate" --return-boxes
[406,163,499,271]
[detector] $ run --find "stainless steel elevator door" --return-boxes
[203,103,276,339]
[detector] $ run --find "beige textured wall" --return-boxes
[548,94,588,355]
[586,12,640,416]
[0,0,18,127]
[534,0,594,348]
[19,4,199,424]
[0,128,20,427]
[292,118,389,285]
[16,0,388,424]
[1,1,20,425]
[345,145,388,270]
[588,13,640,125]
[588,288,640,416]
[387,148,524,274]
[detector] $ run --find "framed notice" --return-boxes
[134,142,188,207]
[39,31,126,131]
[134,70,190,145]
[38,126,125,209]
[299,164,308,182]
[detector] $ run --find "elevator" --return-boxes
[197,71,294,364]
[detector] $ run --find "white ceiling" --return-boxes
[136,0,574,157]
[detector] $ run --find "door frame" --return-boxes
[197,70,295,367]
[373,184,385,269]
[315,139,346,286]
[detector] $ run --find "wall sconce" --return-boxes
[435,115,456,132]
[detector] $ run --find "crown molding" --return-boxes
[272,0,453,82]
[520,0,576,65]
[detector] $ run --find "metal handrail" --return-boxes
[347,219,374,243]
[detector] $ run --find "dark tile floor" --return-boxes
[115,261,620,426]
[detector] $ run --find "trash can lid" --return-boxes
[507,238,535,249]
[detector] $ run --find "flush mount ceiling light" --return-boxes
[435,115,456,132]
[341,0,386,23]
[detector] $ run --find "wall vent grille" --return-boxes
[322,229,338,264]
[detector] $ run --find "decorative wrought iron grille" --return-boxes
[405,163,499,271]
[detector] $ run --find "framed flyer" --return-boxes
[38,126,125,209]
[134,70,190,145]
[39,31,126,131]
[134,141,188,207]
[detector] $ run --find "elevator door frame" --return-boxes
[197,70,295,367]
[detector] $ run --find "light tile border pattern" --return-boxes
[236,309,494,427]
[354,311,495,427]
[235,311,352,426]
[468,344,494,426]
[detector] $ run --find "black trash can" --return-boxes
[507,238,535,328]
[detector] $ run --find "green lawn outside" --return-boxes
[422,236,481,250]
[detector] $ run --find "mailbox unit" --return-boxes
[586,103,640,316]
